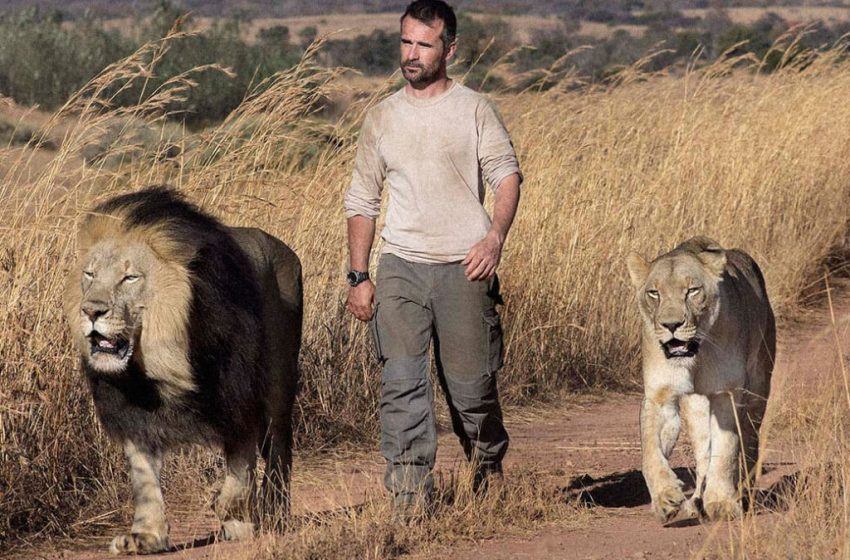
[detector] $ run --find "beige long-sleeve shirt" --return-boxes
[344,82,522,264]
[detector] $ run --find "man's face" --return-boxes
[400,16,455,85]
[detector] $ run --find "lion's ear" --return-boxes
[626,252,650,288]
[697,247,727,278]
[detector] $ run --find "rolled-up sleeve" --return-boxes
[477,99,523,192]
[344,111,385,219]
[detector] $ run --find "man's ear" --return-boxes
[626,252,650,289]
[444,39,457,62]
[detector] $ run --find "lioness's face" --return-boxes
[627,252,723,361]
[75,240,156,373]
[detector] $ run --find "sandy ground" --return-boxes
[20,290,849,560]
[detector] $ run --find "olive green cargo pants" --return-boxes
[369,253,509,505]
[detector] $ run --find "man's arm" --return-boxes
[344,110,384,321]
[346,215,377,321]
[462,172,521,281]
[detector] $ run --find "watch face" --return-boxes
[347,271,368,286]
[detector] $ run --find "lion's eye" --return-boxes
[687,286,702,296]
[646,289,659,299]
[83,270,94,280]
[122,275,142,284]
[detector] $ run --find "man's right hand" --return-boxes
[346,280,376,322]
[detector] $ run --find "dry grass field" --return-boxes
[4,30,850,558]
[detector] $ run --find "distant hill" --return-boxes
[5,0,840,19]
[0,0,560,18]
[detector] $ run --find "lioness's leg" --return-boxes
[740,387,768,484]
[216,441,257,541]
[702,393,742,520]
[641,393,685,523]
[681,393,710,518]
[742,343,772,484]
[110,441,170,554]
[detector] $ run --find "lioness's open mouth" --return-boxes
[90,332,131,359]
[661,338,699,359]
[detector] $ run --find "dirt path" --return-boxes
[26,296,850,560]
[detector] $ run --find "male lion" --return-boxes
[64,187,302,553]
[626,236,775,523]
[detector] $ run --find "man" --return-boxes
[344,0,522,510]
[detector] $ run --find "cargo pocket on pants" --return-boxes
[368,303,385,363]
[483,312,504,373]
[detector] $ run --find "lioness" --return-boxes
[65,187,302,553]
[627,236,775,523]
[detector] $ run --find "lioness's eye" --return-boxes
[83,270,94,280]
[687,286,702,296]
[646,289,659,299]
[122,275,142,284]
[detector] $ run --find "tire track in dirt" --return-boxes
[26,297,850,560]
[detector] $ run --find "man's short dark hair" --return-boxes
[401,0,457,47]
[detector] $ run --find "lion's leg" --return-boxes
[110,441,171,554]
[216,441,257,542]
[681,393,710,518]
[641,392,685,523]
[261,416,293,525]
[702,392,743,521]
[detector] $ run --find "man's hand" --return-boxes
[462,231,503,281]
[346,280,376,321]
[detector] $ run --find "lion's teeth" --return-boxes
[99,339,115,348]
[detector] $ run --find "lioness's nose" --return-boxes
[82,301,109,322]
[661,321,683,334]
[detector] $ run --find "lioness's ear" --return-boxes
[698,248,727,277]
[626,252,650,288]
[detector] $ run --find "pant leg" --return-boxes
[371,254,436,504]
[431,268,509,473]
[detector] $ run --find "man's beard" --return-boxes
[401,59,439,85]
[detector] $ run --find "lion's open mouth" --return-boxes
[661,338,699,359]
[89,332,131,360]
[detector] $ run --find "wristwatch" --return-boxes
[346,270,370,287]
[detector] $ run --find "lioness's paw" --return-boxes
[651,485,686,523]
[221,519,254,542]
[109,532,170,555]
[703,498,742,521]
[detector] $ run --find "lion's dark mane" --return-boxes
[85,187,269,452]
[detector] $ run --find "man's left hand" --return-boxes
[462,231,503,281]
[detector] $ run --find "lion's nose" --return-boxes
[661,321,684,334]
[82,301,109,322]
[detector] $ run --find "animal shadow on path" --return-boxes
[157,503,369,554]
[559,467,798,528]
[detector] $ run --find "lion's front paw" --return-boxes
[703,498,742,521]
[109,532,171,555]
[651,484,686,523]
[220,519,254,542]
[681,495,703,519]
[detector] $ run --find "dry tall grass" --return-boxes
[696,285,850,560]
[3,31,850,555]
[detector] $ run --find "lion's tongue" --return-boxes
[98,338,117,350]
[667,340,688,355]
